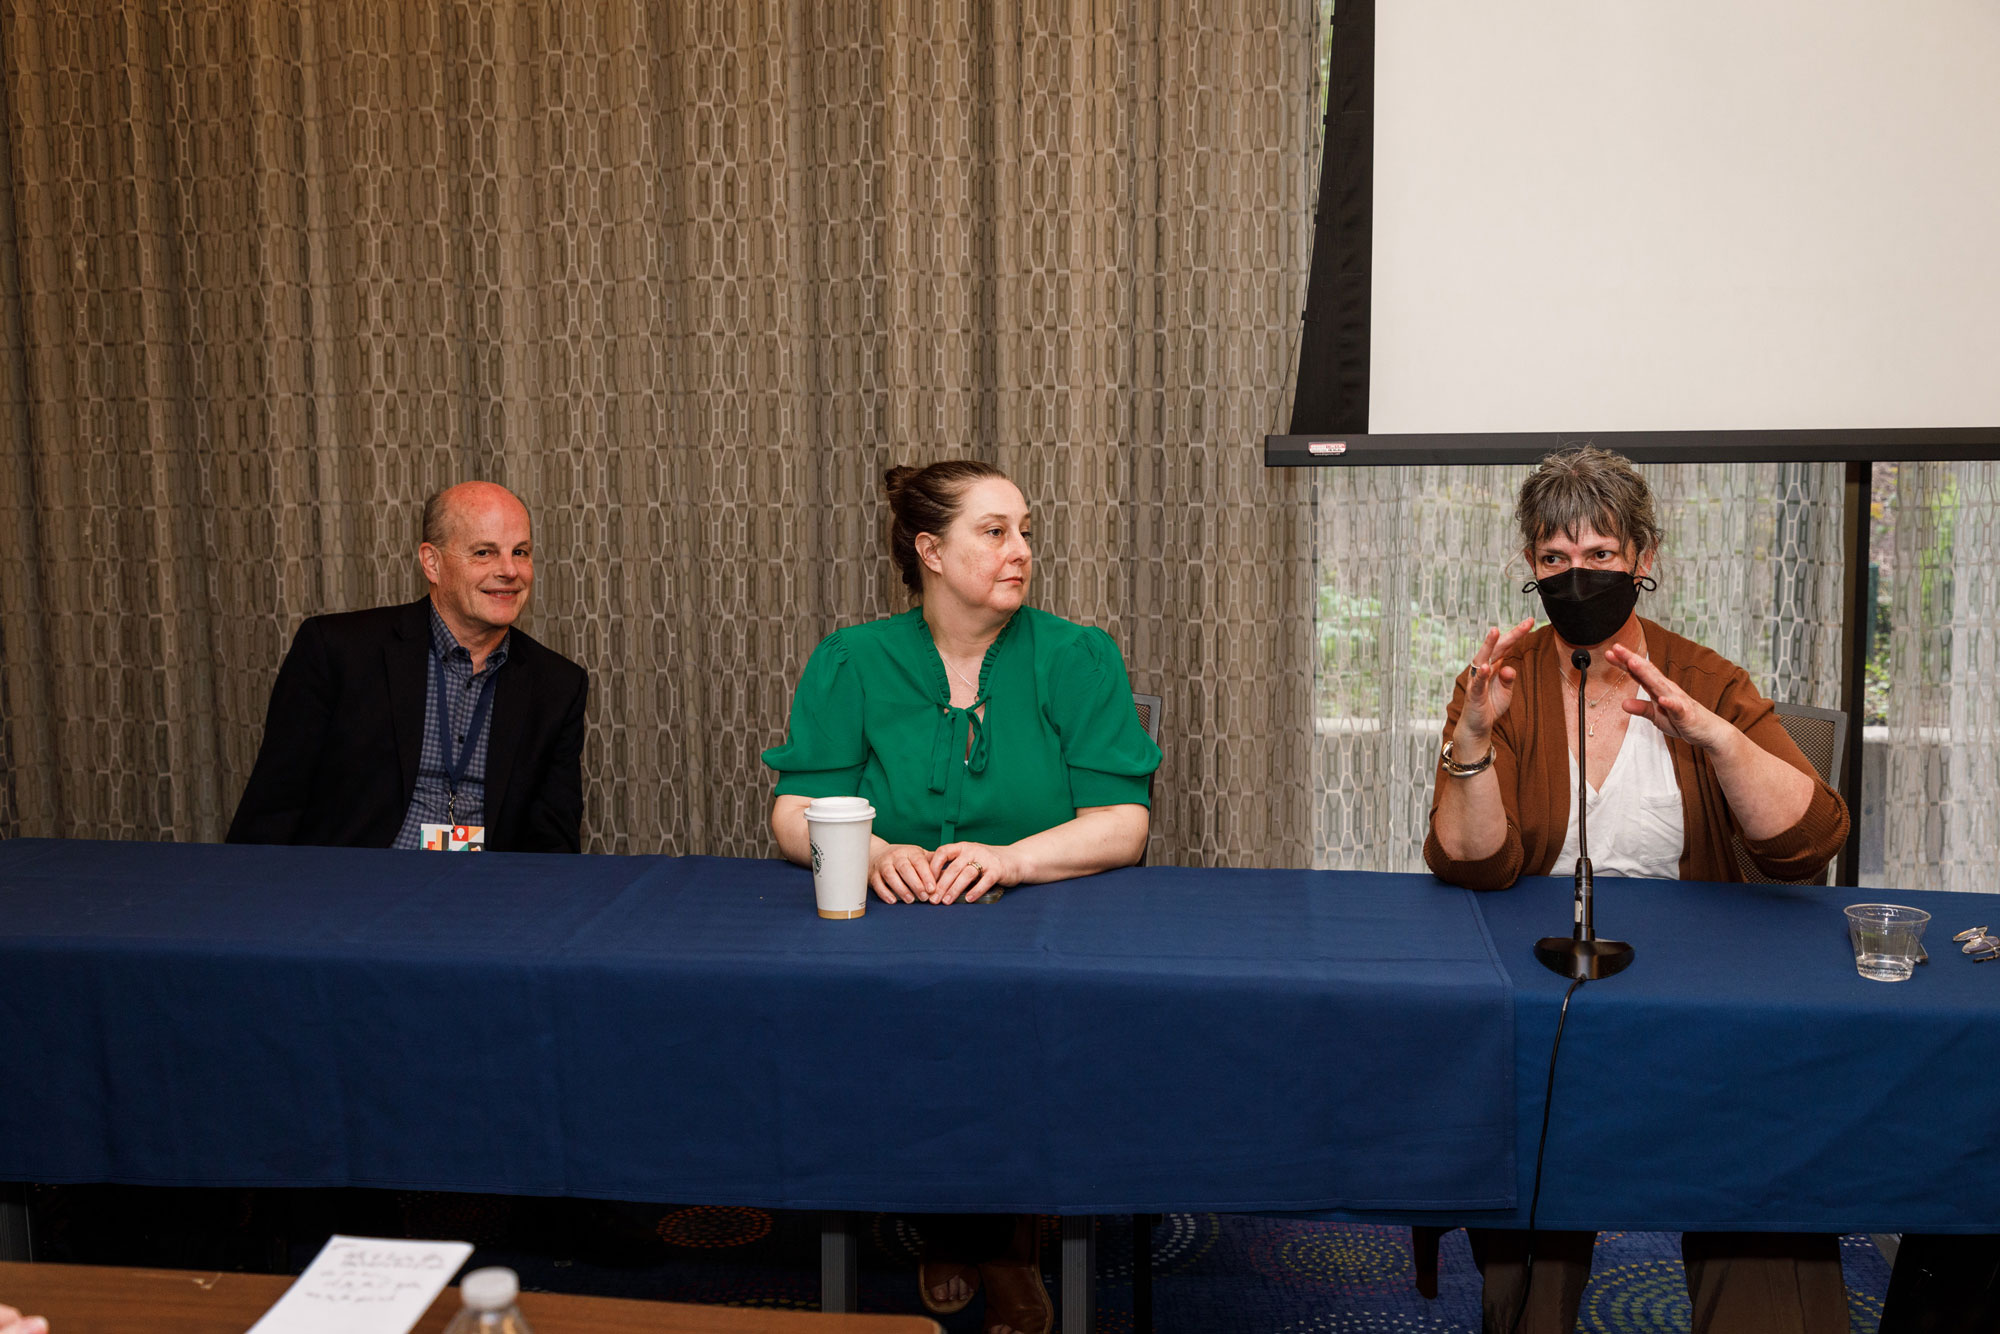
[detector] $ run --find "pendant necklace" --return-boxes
[1581,688,1616,738]
[1565,634,1648,739]
[1558,660,1630,739]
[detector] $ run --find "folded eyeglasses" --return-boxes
[1952,926,2000,962]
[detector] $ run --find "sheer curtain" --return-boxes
[1877,461,2000,893]
[0,0,1322,865]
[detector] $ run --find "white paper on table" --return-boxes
[247,1235,475,1334]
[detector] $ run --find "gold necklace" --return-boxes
[1576,683,1620,738]
[1561,664,1635,738]
[1563,672,1621,711]
[1560,668,1640,740]
[1565,631,1649,740]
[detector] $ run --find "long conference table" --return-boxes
[3,839,1997,1329]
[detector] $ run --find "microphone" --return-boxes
[1534,647,1635,980]
[1571,649,1594,925]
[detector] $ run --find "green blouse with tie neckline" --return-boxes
[762,606,1161,850]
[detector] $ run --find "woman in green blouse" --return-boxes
[763,460,1160,1334]
[766,459,1160,907]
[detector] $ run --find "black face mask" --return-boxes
[1522,567,1655,647]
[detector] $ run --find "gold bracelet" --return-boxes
[1440,740,1494,778]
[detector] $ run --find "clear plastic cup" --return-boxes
[1844,903,1930,982]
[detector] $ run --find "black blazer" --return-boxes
[226,598,589,852]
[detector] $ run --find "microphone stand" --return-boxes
[1535,648,1635,980]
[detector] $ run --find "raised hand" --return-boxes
[1606,644,1733,752]
[1456,617,1537,751]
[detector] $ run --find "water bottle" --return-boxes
[441,1266,534,1334]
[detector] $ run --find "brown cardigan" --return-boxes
[1423,619,1849,890]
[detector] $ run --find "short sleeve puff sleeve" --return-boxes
[763,632,868,797]
[1045,627,1162,808]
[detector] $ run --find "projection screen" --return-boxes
[1367,0,2000,437]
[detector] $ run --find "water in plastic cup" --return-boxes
[805,796,875,920]
[1844,903,1929,982]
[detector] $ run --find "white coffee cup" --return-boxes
[804,796,875,920]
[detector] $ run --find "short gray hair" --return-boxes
[1515,446,1663,559]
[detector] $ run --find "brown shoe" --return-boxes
[978,1217,1052,1334]
[919,1261,980,1316]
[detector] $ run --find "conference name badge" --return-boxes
[421,823,486,852]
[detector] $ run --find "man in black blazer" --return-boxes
[228,481,589,852]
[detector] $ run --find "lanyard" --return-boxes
[435,656,498,820]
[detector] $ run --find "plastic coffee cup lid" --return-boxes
[806,796,874,821]
[460,1267,519,1311]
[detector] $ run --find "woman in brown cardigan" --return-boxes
[1426,447,1850,1334]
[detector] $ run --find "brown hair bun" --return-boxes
[883,460,1009,593]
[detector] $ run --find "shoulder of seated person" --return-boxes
[506,627,588,682]
[1642,619,1743,682]
[1017,606,1106,647]
[823,614,902,649]
[303,600,413,632]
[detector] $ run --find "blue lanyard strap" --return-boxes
[435,656,499,801]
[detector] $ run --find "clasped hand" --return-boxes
[870,840,1015,905]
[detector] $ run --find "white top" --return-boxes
[460,1267,520,1312]
[1556,686,1685,880]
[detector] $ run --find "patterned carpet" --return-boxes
[378,1199,1896,1333]
[36,1188,1894,1332]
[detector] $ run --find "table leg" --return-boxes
[819,1210,858,1314]
[1060,1215,1094,1334]
[1133,1213,1158,1334]
[0,1184,32,1262]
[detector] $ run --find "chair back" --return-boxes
[1773,702,1848,789]
[1729,701,1848,885]
[1132,693,1163,744]
[1130,693,1163,868]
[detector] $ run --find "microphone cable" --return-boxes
[1506,646,1605,1329]
[1508,974,1586,1334]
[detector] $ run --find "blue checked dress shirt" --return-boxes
[392,603,510,849]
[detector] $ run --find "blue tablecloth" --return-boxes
[0,839,1516,1215]
[1450,875,2000,1234]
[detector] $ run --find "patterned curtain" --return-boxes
[0,0,1321,866]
